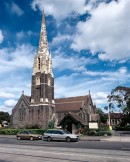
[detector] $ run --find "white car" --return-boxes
[43,129,80,142]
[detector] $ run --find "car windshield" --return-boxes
[62,130,71,134]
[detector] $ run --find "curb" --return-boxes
[80,139,101,141]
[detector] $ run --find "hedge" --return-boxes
[115,126,130,131]
[0,128,47,135]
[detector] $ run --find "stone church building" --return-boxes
[11,12,98,132]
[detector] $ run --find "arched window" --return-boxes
[38,58,40,70]
[36,76,40,85]
[48,78,51,86]
[19,105,26,121]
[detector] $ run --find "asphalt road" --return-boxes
[0,137,130,162]
[0,136,130,151]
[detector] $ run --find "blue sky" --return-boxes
[0,0,130,114]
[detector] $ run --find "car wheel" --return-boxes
[47,136,52,142]
[30,136,34,141]
[17,136,21,140]
[66,137,71,142]
[76,139,79,142]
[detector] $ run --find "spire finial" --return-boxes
[89,90,91,95]
[22,91,24,95]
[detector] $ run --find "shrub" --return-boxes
[94,131,112,136]
[115,125,130,131]
[0,128,47,135]
[98,125,110,131]
[86,130,96,136]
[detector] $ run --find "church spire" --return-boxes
[32,10,54,75]
[38,10,48,56]
[31,10,54,105]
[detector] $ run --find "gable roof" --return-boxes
[55,95,90,112]
[24,95,31,104]
[12,94,31,114]
[59,112,87,126]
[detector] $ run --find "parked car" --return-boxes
[43,129,80,142]
[16,130,42,140]
[2,121,9,128]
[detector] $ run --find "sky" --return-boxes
[0,0,130,114]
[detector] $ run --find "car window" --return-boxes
[57,130,63,134]
[19,131,26,134]
[53,130,58,134]
[28,131,34,134]
[62,130,71,134]
[46,130,53,134]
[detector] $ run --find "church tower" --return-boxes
[30,11,55,128]
[31,11,54,104]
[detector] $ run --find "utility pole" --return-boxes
[104,105,112,130]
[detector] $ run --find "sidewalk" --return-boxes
[80,135,130,142]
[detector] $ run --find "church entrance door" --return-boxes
[66,123,72,133]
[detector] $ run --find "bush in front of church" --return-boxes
[0,128,47,135]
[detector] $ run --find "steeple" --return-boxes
[32,11,53,76]
[31,10,54,105]
[38,10,48,55]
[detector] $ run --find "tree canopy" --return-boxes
[0,111,10,124]
[108,86,130,113]
[108,86,130,125]
[96,108,107,124]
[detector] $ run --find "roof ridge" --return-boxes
[55,101,82,104]
[55,95,89,100]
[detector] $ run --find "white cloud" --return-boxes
[26,83,31,88]
[0,105,10,114]
[0,100,17,114]
[118,67,127,74]
[31,0,87,20]
[4,99,17,107]
[0,43,34,113]
[71,0,130,61]
[92,91,108,107]
[0,44,35,73]
[94,92,108,99]
[83,66,128,78]
[0,30,4,43]
[0,99,17,114]
[0,91,14,98]
[16,31,35,40]
[50,34,71,47]
[55,66,130,108]
[11,2,24,16]
[53,50,97,72]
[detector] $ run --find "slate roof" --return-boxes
[59,112,87,126]
[69,112,87,125]
[24,95,31,104]
[55,96,89,112]
[105,113,124,119]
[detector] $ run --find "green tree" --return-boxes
[0,111,10,124]
[108,86,130,125]
[96,108,107,124]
